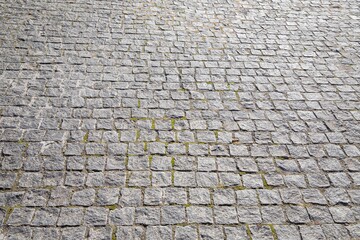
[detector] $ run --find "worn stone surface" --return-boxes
[0,0,359,238]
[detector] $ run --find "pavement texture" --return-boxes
[0,0,360,239]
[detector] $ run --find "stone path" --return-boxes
[0,0,360,239]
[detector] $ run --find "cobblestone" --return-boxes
[0,0,359,238]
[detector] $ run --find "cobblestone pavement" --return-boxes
[0,0,359,239]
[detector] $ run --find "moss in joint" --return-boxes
[82,132,89,143]
[149,155,153,166]
[117,130,121,141]
[269,224,278,240]
[144,142,148,151]
[111,226,117,240]
[106,205,117,210]
[245,224,253,240]
[262,175,273,190]
[136,130,140,141]
[4,207,15,224]
[233,185,246,190]
[124,156,129,169]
